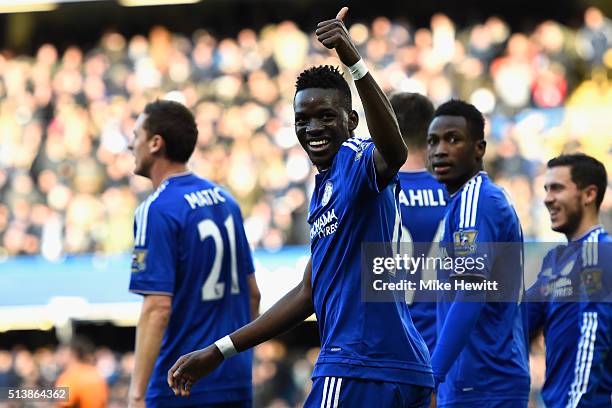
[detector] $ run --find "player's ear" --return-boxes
[149,134,164,155]
[582,184,598,207]
[348,110,359,132]
[475,139,486,160]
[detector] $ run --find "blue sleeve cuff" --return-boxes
[129,278,173,295]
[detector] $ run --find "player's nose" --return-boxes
[431,143,449,158]
[305,119,325,135]
[543,189,555,205]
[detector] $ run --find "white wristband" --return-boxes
[214,335,238,359]
[348,59,369,81]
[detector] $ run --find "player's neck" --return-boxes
[447,168,483,195]
[150,160,189,189]
[567,211,601,241]
[400,148,426,172]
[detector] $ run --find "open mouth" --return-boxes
[432,162,452,175]
[548,207,560,219]
[307,138,331,152]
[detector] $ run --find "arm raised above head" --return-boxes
[315,7,407,189]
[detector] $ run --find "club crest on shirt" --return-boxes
[131,249,147,273]
[321,180,333,207]
[581,268,603,295]
[354,144,364,161]
[453,230,478,255]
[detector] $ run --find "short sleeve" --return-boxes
[341,138,380,196]
[129,204,177,295]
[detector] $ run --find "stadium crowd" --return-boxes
[0,8,611,259]
[0,338,549,407]
[0,340,318,408]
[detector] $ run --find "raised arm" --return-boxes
[315,7,407,188]
[168,258,314,396]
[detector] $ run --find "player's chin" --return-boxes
[134,165,149,178]
[550,220,564,232]
[549,217,568,233]
[308,151,334,169]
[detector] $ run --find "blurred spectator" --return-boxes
[0,350,19,388]
[0,13,610,259]
[576,7,612,69]
[55,336,108,408]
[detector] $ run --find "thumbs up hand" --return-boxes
[315,7,361,66]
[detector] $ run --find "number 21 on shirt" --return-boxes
[198,214,240,300]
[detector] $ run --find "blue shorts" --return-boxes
[147,399,251,408]
[304,376,433,408]
[438,401,527,408]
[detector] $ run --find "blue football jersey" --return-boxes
[436,171,530,406]
[129,173,254,406]
[527,226,612,408]
[398,170,448,354]
[307,136,433,388]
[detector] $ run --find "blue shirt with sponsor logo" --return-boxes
[398,170,448,353]
[129,173,254,406]
[527,226,612,408]
[435,171,530,406]
[307,136,433,388]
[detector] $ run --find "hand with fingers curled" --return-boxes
[315,6,361,67]
[167,345,224,397]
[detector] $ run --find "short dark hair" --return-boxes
[390,92,434,149]
[433,99,485,141]
[69,336,95,362]
[547,153,608,209]
[295,65,351,111]
[143,100,198,163]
